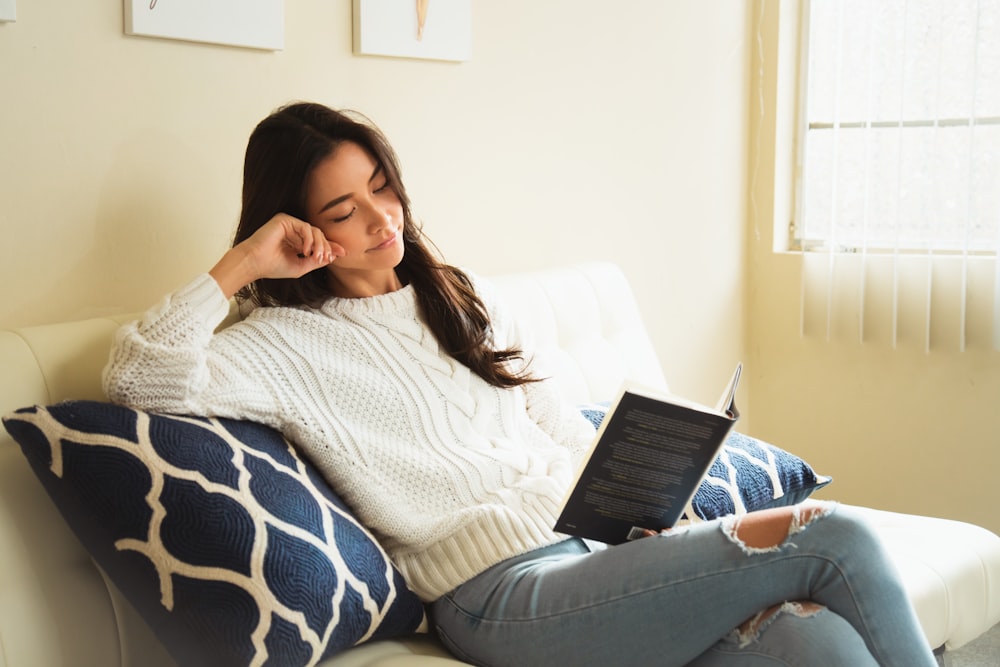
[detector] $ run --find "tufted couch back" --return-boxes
[0,262,666,667]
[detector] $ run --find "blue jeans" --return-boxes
[429,504,937,667]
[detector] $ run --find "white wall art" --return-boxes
[124,0,284,51]
[0,0,16,23]
[353,0,471,62]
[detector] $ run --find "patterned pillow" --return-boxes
[577,403,831,521]
[2,401,426,667]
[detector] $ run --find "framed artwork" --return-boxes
[353,0,471,62]
[123,0,284,51]
[0,0,15,23]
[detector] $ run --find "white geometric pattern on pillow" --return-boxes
[684,430,832,522]
[694,439,787,516]
[3,401,426,667]
[112,413,391,645]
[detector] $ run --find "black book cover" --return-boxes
[554,364,741,544]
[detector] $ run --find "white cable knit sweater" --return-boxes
[102,272,597,601]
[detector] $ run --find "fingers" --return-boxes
[636,527,675,539]
[297,224,340,265]
[241,214,348,280]
[269,214,341,266]
[284,215,318,259]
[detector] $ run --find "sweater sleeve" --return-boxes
[102,273,260,417]
[520,375,596,465]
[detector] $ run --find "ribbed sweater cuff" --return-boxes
[131,273,231,346]
[174,273,231,325]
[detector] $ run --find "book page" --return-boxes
[715,362,742,417]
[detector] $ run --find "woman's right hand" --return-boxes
[209,213,345,298]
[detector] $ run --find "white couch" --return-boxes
[2,261,999,666]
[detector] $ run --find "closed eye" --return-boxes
[332,207,356,223]
[372,168,390,194]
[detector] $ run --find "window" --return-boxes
[796,0,1000,254]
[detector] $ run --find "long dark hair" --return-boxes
[233,102,534,388]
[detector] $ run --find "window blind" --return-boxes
[796,0,1000,350]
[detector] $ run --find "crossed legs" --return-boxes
[431,503,938,667]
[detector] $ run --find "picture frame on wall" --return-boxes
[0,0,16,23]
[353,0,471,62]
[123,0,284,51]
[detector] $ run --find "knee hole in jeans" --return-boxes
[734,601,826,647]
[720,500,835,554]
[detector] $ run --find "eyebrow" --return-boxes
[317,164,384,215]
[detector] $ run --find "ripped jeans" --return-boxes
[428,503,938,667]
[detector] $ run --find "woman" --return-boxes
[104,101,938,667]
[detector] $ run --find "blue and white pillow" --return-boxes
[577,403,831,521]
[2,401,426,667]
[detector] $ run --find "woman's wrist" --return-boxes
[208,246,258,299]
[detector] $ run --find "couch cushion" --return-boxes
[490,263,670,405]
[2,401,427,667]
[578,404,831,520]
[847,505,1000,651]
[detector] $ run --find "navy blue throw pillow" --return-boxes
[2,401,426,667]
[577,403,831,520]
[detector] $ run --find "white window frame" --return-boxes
[792,0,1000,257]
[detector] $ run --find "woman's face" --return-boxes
[304,141,405,292]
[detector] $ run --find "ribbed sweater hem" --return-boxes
[393,511,565,602]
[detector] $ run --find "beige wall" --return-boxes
[749,1,1000,536]
[3,1,996,535]
[5,1,997,536]
[0,1,749,409]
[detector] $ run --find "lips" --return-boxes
[369,231,399,252]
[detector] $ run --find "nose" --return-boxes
[367,207,394,232]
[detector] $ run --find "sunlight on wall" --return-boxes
[748,0,1000,536]
[0,1,749,411]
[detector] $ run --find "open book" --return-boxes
[554,363,742,544]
